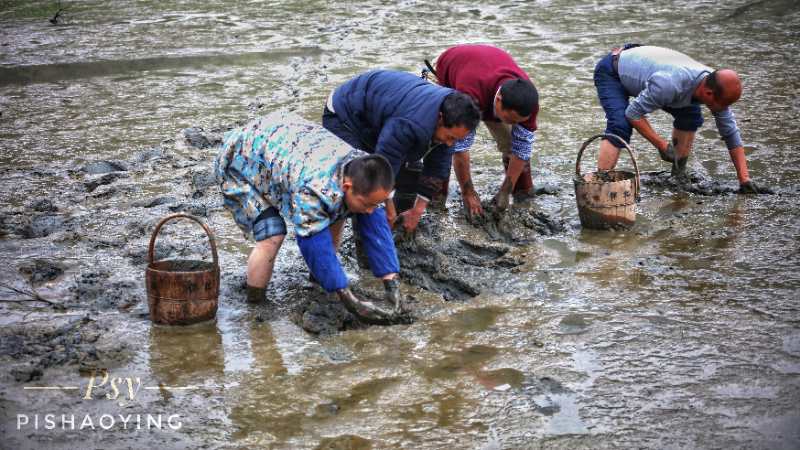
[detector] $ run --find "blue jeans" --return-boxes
[594,46,704,148]
[322,106,366,150]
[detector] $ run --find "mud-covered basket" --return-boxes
[574,133,641,230]
[145,213,219,325]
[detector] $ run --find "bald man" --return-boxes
[594,44,770,193]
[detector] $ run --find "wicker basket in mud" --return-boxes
[574,134,641,230]
[145,213,219,325]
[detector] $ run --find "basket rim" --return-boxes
[146,259,218,274]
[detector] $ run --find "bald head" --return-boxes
[695,69,742,112]
[708,69,742,105]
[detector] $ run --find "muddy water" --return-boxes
[1,0,800,448]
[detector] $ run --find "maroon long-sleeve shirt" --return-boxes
[435,44,538,132]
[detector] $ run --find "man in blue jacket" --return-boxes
[215,111,403,323]
[594,44,771,193]
[322,70,481,233]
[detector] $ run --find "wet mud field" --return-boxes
[1,0,800,449]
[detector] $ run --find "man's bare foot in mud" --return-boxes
[246,285,266,304]
[671,156,689,182]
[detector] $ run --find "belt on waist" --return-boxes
[611,48,622,75]
[611,47,623,74]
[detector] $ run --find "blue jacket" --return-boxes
[331,70,455,198]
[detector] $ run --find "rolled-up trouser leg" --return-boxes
[594,52,633,149]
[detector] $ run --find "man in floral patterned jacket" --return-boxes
[215,111,403,323]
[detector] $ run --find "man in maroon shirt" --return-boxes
[431,44,540,220]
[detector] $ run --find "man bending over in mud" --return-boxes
[323,69,480,233]
[215,110,403,323]
[594,44,771,193]
[429,44,541,220]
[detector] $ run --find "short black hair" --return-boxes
[344,154,394,195]
[499,78,538,118]
[440,92,480,130]
[705,70,723,97]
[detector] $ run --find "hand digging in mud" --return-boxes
[461,180,485,222]
[491,176,513,212]
[659,142,676,163]
[337,287,409,325]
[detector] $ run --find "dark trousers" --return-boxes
[322,106,423,213]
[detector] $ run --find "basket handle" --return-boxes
[147,213,219,269]
[575,133,641,201]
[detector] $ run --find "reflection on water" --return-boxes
[148,320,225,386]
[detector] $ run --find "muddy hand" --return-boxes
[491,189,511,212]
[398,208,422,234]
[383,278,403,313]
[337,288,398,325]
[463,190,484,224]
[739,180,774,195]
[659,142,676,163]
[391,213,404,230]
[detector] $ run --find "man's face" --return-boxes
[343,183,392,214]
[702,94,733,113]
[696,85,738,113]
[433,123,471,147]
[494,96,530,124]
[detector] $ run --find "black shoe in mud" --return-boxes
[246,285,266,304]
